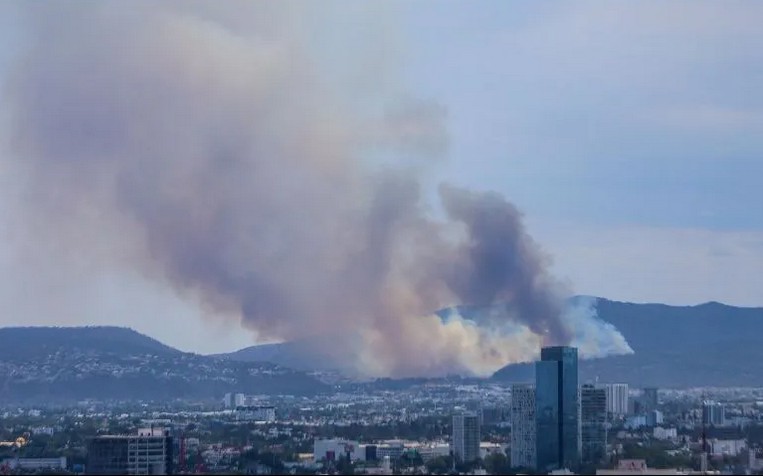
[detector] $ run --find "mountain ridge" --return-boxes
[0,326,329,403]
[219,296,763,387]
[4,295,762,397]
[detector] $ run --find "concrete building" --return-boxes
[376,441,405,461]
[536,346,581,472]
[581,384,607,466]
[452,412,480,463]
[313,439,361,463]
[234,393,247,408]
[87,429,173,475]
[601,383,628,416]
[653,427,678,440]
[709,438,746,457]
[415,443,450,462]
[511,383,536,469]
[703,400,726,426]
[646,410,664,427]
[234,405,276,422]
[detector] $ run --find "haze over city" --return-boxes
[0,1,760,361]
[2,2,763,476]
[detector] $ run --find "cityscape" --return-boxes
[1,1,762,475]
[3,340,763,475]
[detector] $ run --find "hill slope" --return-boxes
[220,298,763,387]
[0,326,329,403]
[0,326,179,361]
[493,297,763,387]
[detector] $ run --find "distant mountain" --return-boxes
[0,326,329,403]
[493,297,763,387]
[214,341,330,371]
[0,326,179,360]
[220,298,763,388]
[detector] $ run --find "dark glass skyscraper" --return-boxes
[581,384,607,465]
[535,346,580,472]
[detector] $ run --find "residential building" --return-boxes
[452,412,480,463]
[234,393,247,408]
[581,384,607,466]
[703,400,725,426]
[602,383,629,416]
[234,406,276,422]
[510,383,536,469]
[535,346,581,472]
[653,427,678,440]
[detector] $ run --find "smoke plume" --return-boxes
[2,2,631,377]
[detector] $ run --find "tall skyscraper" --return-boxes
[535,346,580,472]
[511,384,536,469]
[602,383,628,416]
[581,384,607,466]
[452,412,480,463]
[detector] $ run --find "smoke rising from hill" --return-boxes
[2,2,632,377]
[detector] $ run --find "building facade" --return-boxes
[602,383,628,416]
[313,439,361,463]
[87,430,173,475]
[234,406,276,422]
[87,437,129,474]
[452,412,480,463]
[535,346,580,472]
[703,400,726,426]
[641,388,659,412]
[581,384,607,466]
[511,384,536,469]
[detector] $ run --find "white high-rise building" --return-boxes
[511,384,536,469]
[452,412,480,463]
[234,393,247,408]
[602,383,628,416]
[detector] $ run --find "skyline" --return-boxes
[0,1,761,356]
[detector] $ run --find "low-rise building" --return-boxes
[1,457,67,472]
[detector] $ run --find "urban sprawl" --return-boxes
[2,346,763,475]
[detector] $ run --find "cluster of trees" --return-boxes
[619,442,693,470]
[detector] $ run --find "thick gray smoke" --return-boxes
[2,2,631,377]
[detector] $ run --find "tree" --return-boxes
[335,454,354,475]
[425,455,453,474]
[484,453,510,475]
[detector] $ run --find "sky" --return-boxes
[0,1,761,355]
